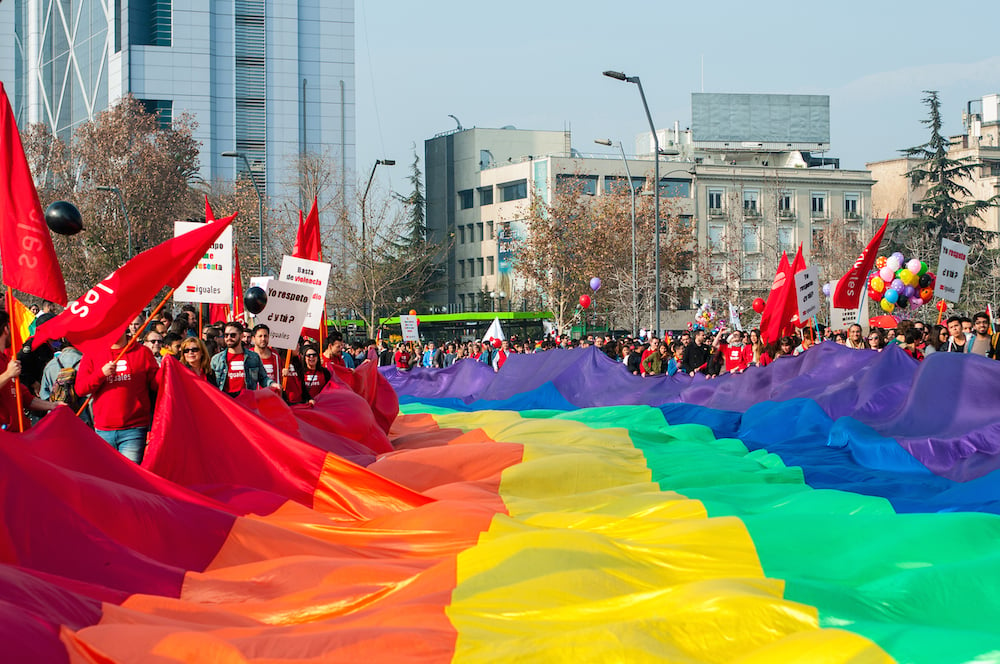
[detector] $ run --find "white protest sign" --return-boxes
[173,221,233,304]
[256,278,312,349]
[831,289,867,331]
[934,238,970,303]
[400,314,419,342]
[279,255,331,327]
[728,303,743,331]
[794,266,821,322]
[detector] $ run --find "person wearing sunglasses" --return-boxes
[178,338,216,386]
[209,321,274,397]
[143,330,165,366]
[301,343,330,402]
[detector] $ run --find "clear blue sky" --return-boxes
[356,0,1000,196]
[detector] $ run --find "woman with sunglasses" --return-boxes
[178,338,217,386]
[301,343,330,402]
[866,329,885,351]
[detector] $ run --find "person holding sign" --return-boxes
[251,324,282,384]
[210,321,274,397]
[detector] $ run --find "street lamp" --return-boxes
[603,69,667,337]
[222,151,265,276]
[96,186,131,260]
[595,139,638,335]
[361,159,396,248]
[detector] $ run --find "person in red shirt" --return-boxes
[322,331,348,370]
[277,348,308,405]
[712,330,754,374]
[639,337,660,376]
[251,324,281,385]
[394,343,412,370]
[301,343,330,402]
[0,311,63,430]
[75,329,159,462]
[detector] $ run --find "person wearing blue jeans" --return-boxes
[95,427,148,463]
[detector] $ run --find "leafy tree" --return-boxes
[20,95,202,296]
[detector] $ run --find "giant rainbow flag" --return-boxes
[3,345,1000,662]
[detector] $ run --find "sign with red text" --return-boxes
[279,255,331,327]
[173,221,233,304]
[255,278,313,349]
[934,238,970,303]
[400,315,419,342]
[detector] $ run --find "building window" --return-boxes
[458,189,474,209]
[477,222,484,241]
[469,293,478,311]
[459,260,465,279]
[676,287,694,309]
[708,224,725,252]
[677,215,694,233]
[138,99,172,130]
[678,250,694,270]
[659,179,690,198]
[479,187,493,206]
[743,190,759,215]
[467,224,475,243]
[811,192,827,217]
[741,259,761,280]
[708,188,724,215]
[989,162,1000,176]
[778,226,794,253]
[844,192,860,218]
[742,224,760,253]
[477,258,484,277]
[710,258,726,280]
[487,256,495,275]
[604,176,645,194]
[556,174,598,196]
[500,179,528,202]
[779,191,794,216]
[811,226,826,252]
[487,221,494,239]
[459,227,465,244]
[458,294,465,312]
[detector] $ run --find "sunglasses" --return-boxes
[147,339,163,345]
[304,353,319,358]
[182,348,200,354]
[224,332,239,338]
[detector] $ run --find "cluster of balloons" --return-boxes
[868,252,935,314]
[692,303,719,330]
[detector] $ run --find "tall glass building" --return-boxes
[2,0,355,207]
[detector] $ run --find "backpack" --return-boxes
[48,355,80,409]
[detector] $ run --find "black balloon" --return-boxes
[244,286,267,314]
[918,274,931,288]
[44,201,84,235]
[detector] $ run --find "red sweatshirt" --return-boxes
[75,344,159,430]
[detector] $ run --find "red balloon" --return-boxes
[579,294,592,309]
[409,309,417,316]
[936,300,948,313]
[752,297,765,313]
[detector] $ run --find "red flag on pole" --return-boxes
[0,82,68,305]
[34,213,237,355]
[760,253,792,346]
[293,196,321,261]
[832,213,889,310]
[204,195,216,222]
[786,245,807,330]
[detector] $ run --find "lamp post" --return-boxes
[96,186,131,260]
[222,151,264,276]
[360,159,395,323]
[595,139,638,335]
[361,159,396,248]
[603,70,673,337]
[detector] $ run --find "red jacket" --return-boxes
[76,344,159,430]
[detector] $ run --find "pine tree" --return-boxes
[898,91,999,245]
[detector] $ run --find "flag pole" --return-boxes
[75,288,176,417]
[280,349,293,392]
[6,287,25,433]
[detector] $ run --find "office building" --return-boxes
[3,0,354,215]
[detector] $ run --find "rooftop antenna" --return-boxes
[447,114,463,131]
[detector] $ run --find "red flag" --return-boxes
[786,245,808,329]
[759,252,792,346]
[232,243,244,320]
[293,197,321,261]
[833,213,889,310]
[204,195,216,222]
[0,82,68,305]
[34,213,237,355]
